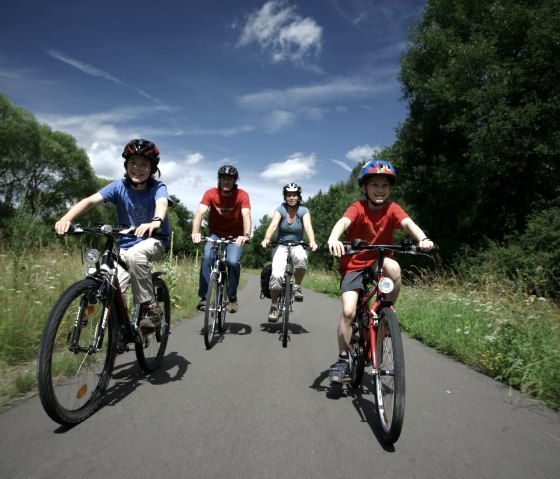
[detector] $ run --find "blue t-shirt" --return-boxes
[276,204,309,243]
[99,179,173,249]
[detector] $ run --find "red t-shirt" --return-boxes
[201,187,251,237]
[339,200,409,274]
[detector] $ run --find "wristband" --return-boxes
[152,216,163,223]
[420,237,430,241]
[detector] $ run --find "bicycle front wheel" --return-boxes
[281,279,292,348]
[37,279,117,426]
[136,276,171,372]
[204,273,220,349]
[217,276,228,333]
[374,306,405,445]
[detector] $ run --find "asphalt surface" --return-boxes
[1,274,559,478]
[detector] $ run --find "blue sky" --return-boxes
[1,0,425,224]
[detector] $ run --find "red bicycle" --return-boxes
[344,239,436,445]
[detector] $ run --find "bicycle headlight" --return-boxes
[378,277,394,294]
[84,248,100,265]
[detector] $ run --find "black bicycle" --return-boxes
[201,236,237,349]
[37,224,171,426]
[270,241,312,348]
[344,238,436,445]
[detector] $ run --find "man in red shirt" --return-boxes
[327,159,434,383]
[191,165,252,313]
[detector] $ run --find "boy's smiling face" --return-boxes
[126,155,152,187]
[361,175,393,207]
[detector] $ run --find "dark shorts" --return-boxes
[340,258,382,293]
[340,270,366,294]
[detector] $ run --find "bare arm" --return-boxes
[261,210,282,248]
[401,217,434,251]
[191,203,209,244]
[54,193,104,234]
[134,197,169,238]
[327,217,352,257]
[302,212,318,251]
[236,207,252,246]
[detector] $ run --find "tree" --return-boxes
[392,0,560,255]
[0,93,41,208]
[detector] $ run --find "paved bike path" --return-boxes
[1,274,559,478]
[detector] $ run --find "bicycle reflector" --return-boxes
[378,276,394,294]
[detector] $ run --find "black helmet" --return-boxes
[122,139,160,166]
[217,165,239,179]
[283,183,302,196]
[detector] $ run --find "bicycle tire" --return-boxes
[281,279,291,348]
[204,273,219,349]
[37,278,117,426]
[217,276,228,333]
[135,276,171,372]
[374,306,405,445]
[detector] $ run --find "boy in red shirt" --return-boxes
[191,165,252,313]
[327,159,434,383]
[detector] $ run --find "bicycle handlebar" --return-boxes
[57,224,166,240]
[342,239,438,257]
[269,240,313,250]
[201,236,249,244]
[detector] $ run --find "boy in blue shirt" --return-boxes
[54,139,173,331]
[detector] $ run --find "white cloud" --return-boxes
[237,0,322,66]
[346,144,382,162]
[260,152,317,183]
[331,159,353,173]
[185,152,204,165]
[46,49,166,106]
[264,110,296,132]
[237,76,390,112]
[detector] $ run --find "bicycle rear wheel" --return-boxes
[204,273,220,349]
[281,279,292,348]
[136,276,171,372]
[37,279,117,426]
[374,306,405,444]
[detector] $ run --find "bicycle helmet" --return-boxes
[283,183,302,196]
[217,165,239,179]
[122,139,160,166]
[358,159,397,186]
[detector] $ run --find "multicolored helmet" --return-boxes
[122,139,160,165]
[217,165,239,179]
[358,159,397,186]
[283,183,302,196]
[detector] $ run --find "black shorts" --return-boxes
[340,259,381,293]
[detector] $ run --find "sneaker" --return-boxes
[268,304,279,323]
[196,299,206,311]
[140,301,163,332]
[228,300,238,313]
[293,285,304,302]
[329,358,349,384]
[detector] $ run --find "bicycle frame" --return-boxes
[355,253,393,372]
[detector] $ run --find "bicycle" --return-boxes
[201,236,238,349]
[37,224,171,426]
[343,238,436,445]
[270,241,312,348]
